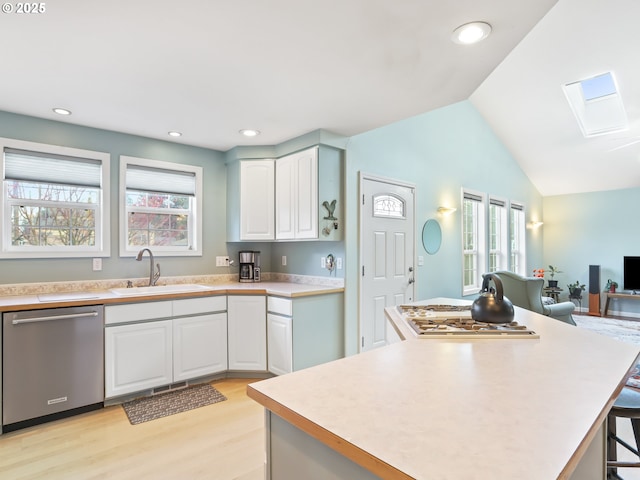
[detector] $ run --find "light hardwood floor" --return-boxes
[0,378,265,480]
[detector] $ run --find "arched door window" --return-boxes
[372,194,405,219]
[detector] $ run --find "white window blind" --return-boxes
[125,164,196,196]
[4,148,102,187]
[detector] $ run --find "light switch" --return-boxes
[282,256,287,266]
[336,257,343,269]
[418,256,424,266]
[320,257,326,268]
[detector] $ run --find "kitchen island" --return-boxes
[247,299,640,479]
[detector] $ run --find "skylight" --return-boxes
[562,71,627,137]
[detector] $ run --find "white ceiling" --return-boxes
[4,0,636,197]
[471,0,640,196]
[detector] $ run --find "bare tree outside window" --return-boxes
[8,180,97,247]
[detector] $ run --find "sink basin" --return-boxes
[110,284,213,296]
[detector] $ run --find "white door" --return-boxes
[360,175,415,352]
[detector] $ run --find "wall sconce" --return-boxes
[437,206,457,216]
[527,221,544,229]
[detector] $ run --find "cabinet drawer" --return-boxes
[105,301,172,325]
[173,296,226,316]
[267,296,292,316]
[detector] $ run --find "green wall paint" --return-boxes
[543,187,640,316]
[0,111,229,283]
[0,111,344,285]
[343,101,544,354]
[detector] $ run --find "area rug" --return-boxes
[573,315,640,389]
[122,383,227,425]
[573,314,640,346]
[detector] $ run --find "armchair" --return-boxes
[492,270,576,325]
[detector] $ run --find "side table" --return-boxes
[543,287,563,303]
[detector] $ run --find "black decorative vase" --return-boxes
[548,280,558,288]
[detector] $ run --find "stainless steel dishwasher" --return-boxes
[2,305,104,432]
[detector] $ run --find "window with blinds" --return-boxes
[510,202,526,275]
[488,197,508,273]
[462,190,485,295]
[120,156,202,256]
[0,139,110,257]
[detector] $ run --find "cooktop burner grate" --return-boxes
[399,305,539,339]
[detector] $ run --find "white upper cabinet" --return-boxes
[240,159,275,240]
[276,147,318,240]
[226,143,342,242]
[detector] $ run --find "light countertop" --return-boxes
[248,299,640,479]
[0,280,344,312]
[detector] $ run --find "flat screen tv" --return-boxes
[623,256,640,292]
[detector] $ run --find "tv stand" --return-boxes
[603,292,640,316]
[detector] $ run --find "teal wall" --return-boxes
[0,111,344,284]
[543,187,640,316]
[343,101,544,354]
[0,111,229,283]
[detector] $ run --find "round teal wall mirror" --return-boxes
[422,219,442,255]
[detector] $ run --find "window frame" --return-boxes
[509,201,527,275]
[0,137,110,259]
[461,189,486,296]
[488,196,508,273]
[119,155,203,257]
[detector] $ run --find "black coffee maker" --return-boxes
[239,251,261,282]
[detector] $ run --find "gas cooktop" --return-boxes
[399,304,539,339]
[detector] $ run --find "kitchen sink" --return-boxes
[110,284,214,296]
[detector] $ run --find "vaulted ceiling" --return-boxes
[2,0,636,196]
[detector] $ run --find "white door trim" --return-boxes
[358,172,416,352]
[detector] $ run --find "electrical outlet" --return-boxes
[336,257,343,269]
[320,257,326,268]
[92,258,102,271]
[216,256,230,267]
[282,255,287,266]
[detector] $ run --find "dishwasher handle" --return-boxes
[12,311,100,325]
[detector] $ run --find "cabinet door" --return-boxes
[275,147,318,240]
[275,154,296,240]
[294,147,318,239]
[267,313,292,375]
[228,295,267,371]
[240,160,275,240]
[105,320,173,398]
[173,313,228,381]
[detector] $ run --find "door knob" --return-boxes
[408,267,414,272]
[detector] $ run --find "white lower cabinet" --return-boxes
[173,313,227,382]
[227,295,267,371]
[266,293,345,375]
[105,296,227,399]
[267,313,293,375]
[105,320,173,398]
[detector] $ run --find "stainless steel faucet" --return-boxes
[136,248,161,286]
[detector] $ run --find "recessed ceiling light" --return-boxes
[168,131,182,137]
[52,107,72,116]
[451,22,492,45]
[240,129,260,137]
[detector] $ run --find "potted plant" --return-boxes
[567,280,585,299]
[605,279,619,293]
[533,268,545,278]
[547,265,562,288]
